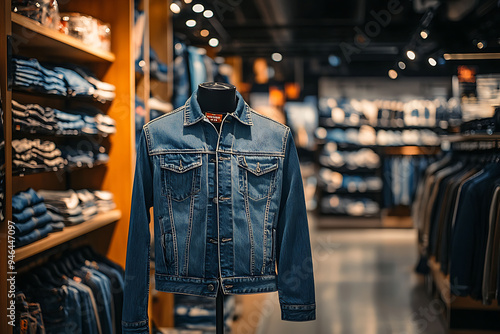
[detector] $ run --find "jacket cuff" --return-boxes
[122,320,149,334]
[280,304,316,321]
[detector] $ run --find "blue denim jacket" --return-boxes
[122,91,315,333]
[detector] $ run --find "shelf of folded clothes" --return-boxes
[13,160,108,177]
[11,13,115,63]
[12,57,116,104]
[12,100,117,138]
[441,133,500,142]
[13,187,120,261]
[319,194,381,217]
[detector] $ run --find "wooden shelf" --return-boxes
[442,134,500,142]
[383,145,441,156]
[428,257,500,310]
[15,209,121,261]
[11,13,115,63]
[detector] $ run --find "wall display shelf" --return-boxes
[16,209,121,261]
[1,1,135,333]
[11,12,115,63]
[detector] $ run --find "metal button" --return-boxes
[207,284,215,292]
[212,197,218,204]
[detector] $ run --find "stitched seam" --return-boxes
[243,178,255,275]
[167,194,179,276]
[282,127,290,155]
[184,176,197,276]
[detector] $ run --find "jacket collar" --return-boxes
[183,89,253,126]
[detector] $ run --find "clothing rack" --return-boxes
[423,134,500,333]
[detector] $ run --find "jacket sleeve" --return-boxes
[122,129,153,334]
[276,129,316,321]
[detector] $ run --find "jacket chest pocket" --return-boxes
[161,154,202,201]
[237,156,279,201]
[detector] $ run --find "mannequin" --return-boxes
[197,81,236,334]
[197,82,237,132]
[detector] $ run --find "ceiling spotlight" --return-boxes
[192,4,204,13]
[406,50,416,60]
[184,0,192,3]
[398,61,406,70]
[477,41,485,49]
[200,29,209,37]
[388,69,398,79]
[272,53,283,62]
[186,19,196,27]
[428,57,437,66]
[209,38,219,47]
[170,2,181,14]
[420,30,429,39]
[203,10,214,18]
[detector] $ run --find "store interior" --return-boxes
[1,0,500,333]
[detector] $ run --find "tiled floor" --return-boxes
[256,226,448,334]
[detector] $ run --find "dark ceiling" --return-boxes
[172,0,500,78]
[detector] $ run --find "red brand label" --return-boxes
[206,113,223,123]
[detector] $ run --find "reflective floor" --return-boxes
[258,227,448,334]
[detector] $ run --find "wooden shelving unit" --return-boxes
[1,1,135,333]
[16,209,121,261]
[11,12,115,62]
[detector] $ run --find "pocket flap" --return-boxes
[161,154,202,173]
[238,156,279,176]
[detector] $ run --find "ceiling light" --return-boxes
[272,52,283,62]
[192,4,204,13]
[209,38,219,47]
[428,57,437,66]
[443,53,500,60]
[186,19,196,27]
[200,29,209,37]
[398,61,406,70]
[388,69,398,79]
[184,0,192,3]
[170,2,181,14]
[203,10,214,18]
[477,41,485,49]
[420,30,429,39]
[406,50,416,60]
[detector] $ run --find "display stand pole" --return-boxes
[216,286,224,334]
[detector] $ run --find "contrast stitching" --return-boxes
[167,193,179,276]
[243,176,255,275]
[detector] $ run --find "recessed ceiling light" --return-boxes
[200,29,209,37]
[203,10,214,18]
[388,69,398,79]
[406,50,416,60]
[170,2,181,14]
[209,38,219,47]
[186,19,196,27]
[428,57,437,66]
[192,4,204,13]
[398,61,406,70]
[272,53,283,62]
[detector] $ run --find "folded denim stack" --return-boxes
[12,99,58,133]
[61,141,109,167]
[12,57,67,96]
[38,189,116,225]
[318,169,383,193]
[12,138,67,172]
[319,144,380,170]
[12,188,65,247]
[12,57,116,102]
[320,194,380,216]
[93,190,116,212]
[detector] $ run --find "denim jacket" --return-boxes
[122,91,315,333]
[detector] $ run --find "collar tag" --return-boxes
[206,113,223,123]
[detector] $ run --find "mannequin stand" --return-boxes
[216,286,224,334]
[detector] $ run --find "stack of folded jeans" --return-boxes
[319,144,380,170]
[61,141,109,167]
[318,169,383,193]
[320,194,380,216]
[13,100,117,136]
[38,189,115,225]
[12,139,67,173]
[12,57,67,96]
[12,57,116,102]
[12,188,65,247]
[93,190,116,212]
[12,100,58,134]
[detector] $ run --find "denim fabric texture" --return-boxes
[122,90,316,333]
